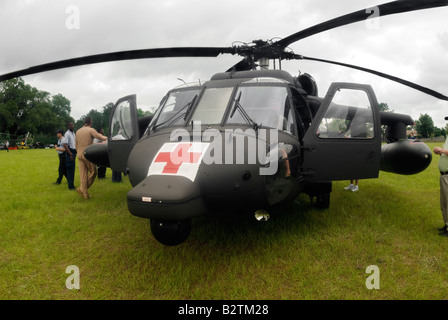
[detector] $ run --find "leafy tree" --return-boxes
[52,94,71,119]
[0,78,74,140]
[138,108,152,118]
[434,127,446,138]
[75,103,154,136]
[101,103,114,135]
[378,102,394,112]
[75,103,115,134]
[415,113,435,138]
[75,109,104,131]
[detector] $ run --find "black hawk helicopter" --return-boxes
[1,0,447,246]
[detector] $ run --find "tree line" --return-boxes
[379,102,445,139]
[75,103,152,136]
[0,78,74,145]
[415,113,446,139]
[0,78,151,146]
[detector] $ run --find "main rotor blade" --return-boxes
[225,58,256,72]
[300,55,448,101]
[0,47,234,82]
[277,0,448,48]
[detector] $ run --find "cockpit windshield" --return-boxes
[149,88,201,131]
[190,87,233,125]
[226,86,291,130]
[148,84,295,134]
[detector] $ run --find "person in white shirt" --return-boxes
[63,122,77,190]
[54,130,67,184]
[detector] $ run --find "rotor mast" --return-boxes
[258,57,270,70]
[232,39,289,71]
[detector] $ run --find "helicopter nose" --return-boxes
[127,175,207,220]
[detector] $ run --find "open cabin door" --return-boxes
[108,94,139,172]
[302,83,381,182]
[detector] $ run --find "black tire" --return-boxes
[150,219,192,246]
[315,193,330,209]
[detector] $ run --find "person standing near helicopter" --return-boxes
[63,122,77,190]
[54,130,67,185]
[75,117,108,199]
[93,128,107,179]
[341,129,360,192]
[434,119,448,237]
[344,179,359,192]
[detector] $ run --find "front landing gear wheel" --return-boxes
[150,219,192,246]
[315,192,330,209]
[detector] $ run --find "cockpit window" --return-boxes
[226,86,290,131]
[150,88,200,131]
[190,87,233,124]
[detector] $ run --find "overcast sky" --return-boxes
[1,0,447,127]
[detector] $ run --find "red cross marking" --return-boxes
[154,143,202,174]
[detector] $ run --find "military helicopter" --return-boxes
[1,0,448,245]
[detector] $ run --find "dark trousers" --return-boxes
[97,166,106,179]
[57,153,67,183]
[112,170,122,182]
[66,149,76,189]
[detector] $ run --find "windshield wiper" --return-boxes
[183,94,197,121]
[230,91,261,133]
[152,94,198,131]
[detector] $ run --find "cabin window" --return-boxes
[316,88,374,139]
[110,100,134,140]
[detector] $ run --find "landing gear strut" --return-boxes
[315,192,330,209]
[305,181,332,209]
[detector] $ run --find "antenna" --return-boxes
[177,78,187,86]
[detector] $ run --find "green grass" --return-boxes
[1,144,448,300]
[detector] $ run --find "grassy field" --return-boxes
[0,143,447,300]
